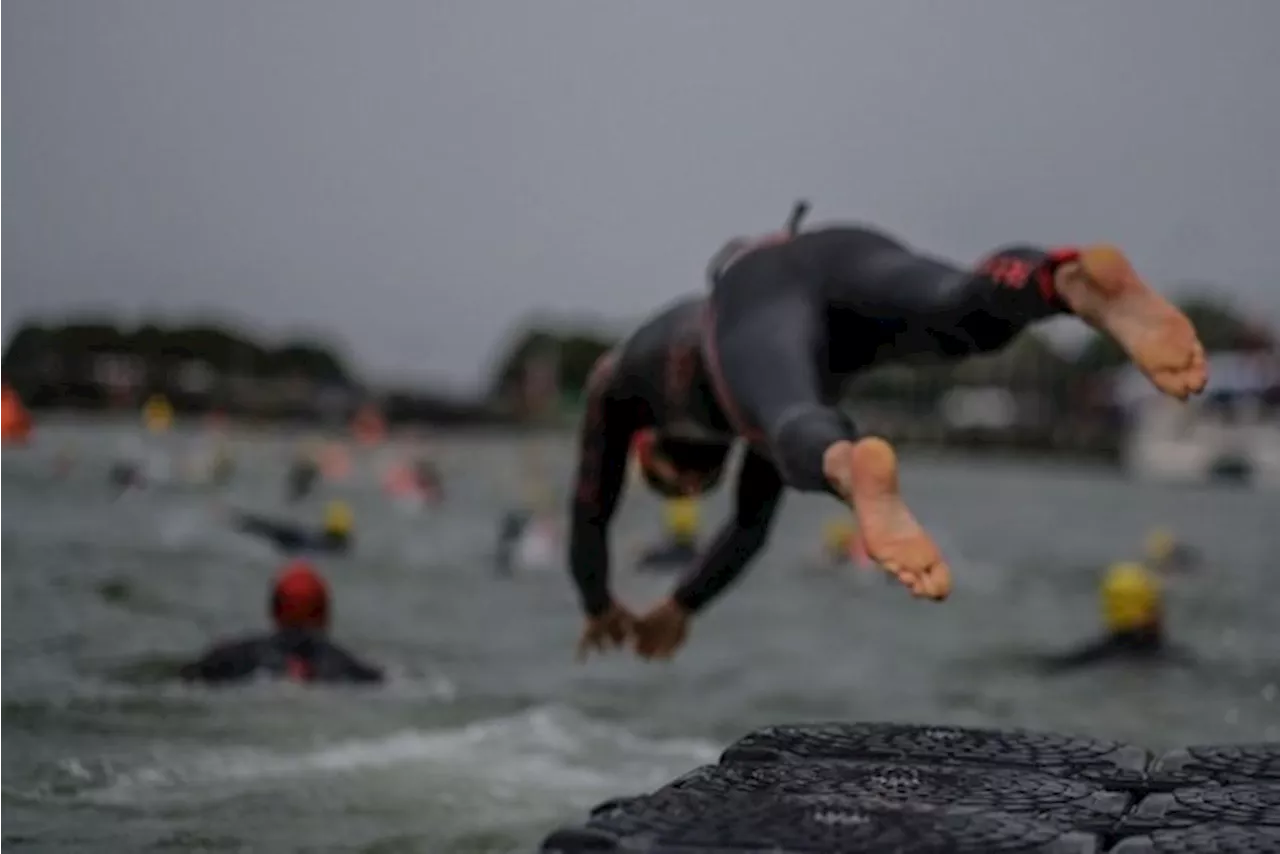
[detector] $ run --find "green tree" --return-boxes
[1,318,353,384]
[487,323,616,402]
[269,341,350,382]
[2,324,52,371]
[557,332,615,394]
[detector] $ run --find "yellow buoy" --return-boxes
[323,500,353,536]
[663,497,701,541]
[142,394,174,434]
[1101,562,1160,632]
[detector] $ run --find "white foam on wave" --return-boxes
[87,704,720,808]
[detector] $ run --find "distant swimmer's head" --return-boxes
[634,431,730,498]
[1144,528,1176,561]
[323,500,353,536]
[271,560,330,631]
[663,496,701,540]
[1101,562,1161,633]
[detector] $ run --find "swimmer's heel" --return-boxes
[1055,245,1208,400]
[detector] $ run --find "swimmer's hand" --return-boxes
[633,598,690,660]
[576,602,636,661]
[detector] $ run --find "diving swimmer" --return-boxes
[568,202,1208,661]
[179,561,383,684]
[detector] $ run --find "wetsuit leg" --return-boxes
[706,250,855,494]
[820,229,1070,353]
[670,448,786,614]
[567,351,647,617]
[705,228,1073,494]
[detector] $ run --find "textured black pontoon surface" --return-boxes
[540,722,1280,854]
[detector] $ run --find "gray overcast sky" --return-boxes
[5,1,1278,389]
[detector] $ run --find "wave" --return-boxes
[43,705,717,810]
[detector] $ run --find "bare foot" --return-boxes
[1054,245,1208,400]
[824,438,951,600]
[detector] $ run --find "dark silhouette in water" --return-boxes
[636,541,697,572]
[495,510,530,576]
[285,456,320,503]
[231,501,353,555]
[180,561,382,685]
[1038,562,1190,673]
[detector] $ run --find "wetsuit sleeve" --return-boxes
[318,641,385,684]
[671,449,786,614]
[179,639,264,683]
[1037,636,1121,672]
[1039,628,1170,673]
[232,513,301,549]
[567,353,643,617]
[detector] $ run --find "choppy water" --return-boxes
[3,419,1278,853]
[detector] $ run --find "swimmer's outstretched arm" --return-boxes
[631,450,785,658]
[323,642,385,683]
[567,356,643,618]
[178,639,263,683]
[670,449,786,613]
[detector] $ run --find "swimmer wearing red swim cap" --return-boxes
[179,561,382,685]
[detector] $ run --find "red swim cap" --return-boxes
[270,560,330,630]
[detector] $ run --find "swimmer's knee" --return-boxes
[769,404,857,492]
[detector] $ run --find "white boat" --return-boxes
[1119,354,1280,488]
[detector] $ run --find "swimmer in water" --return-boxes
[414,458,444,501]
[179,561,383,684]
[568,202,1208,660]
[495,509,531,575]
[636,495,703,572]
[285,449,321,503]
[1144,527,1201,574]
[108,459,146,495]
[231,500,354,555]
[1039,562,1182,671]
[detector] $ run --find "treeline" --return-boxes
[4,292,1270,424]
[0,318,527,426]
[3,320,352,384]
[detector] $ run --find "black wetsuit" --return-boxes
[179,629,383,684]
[1038,626,1181,672]
[637,540,699,571]
[232,512,350,555]
[109,461,145,494]
[569,224,1075,618]
[496,510,531,575]
[415,461,443,497]
[286,460,320,503]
